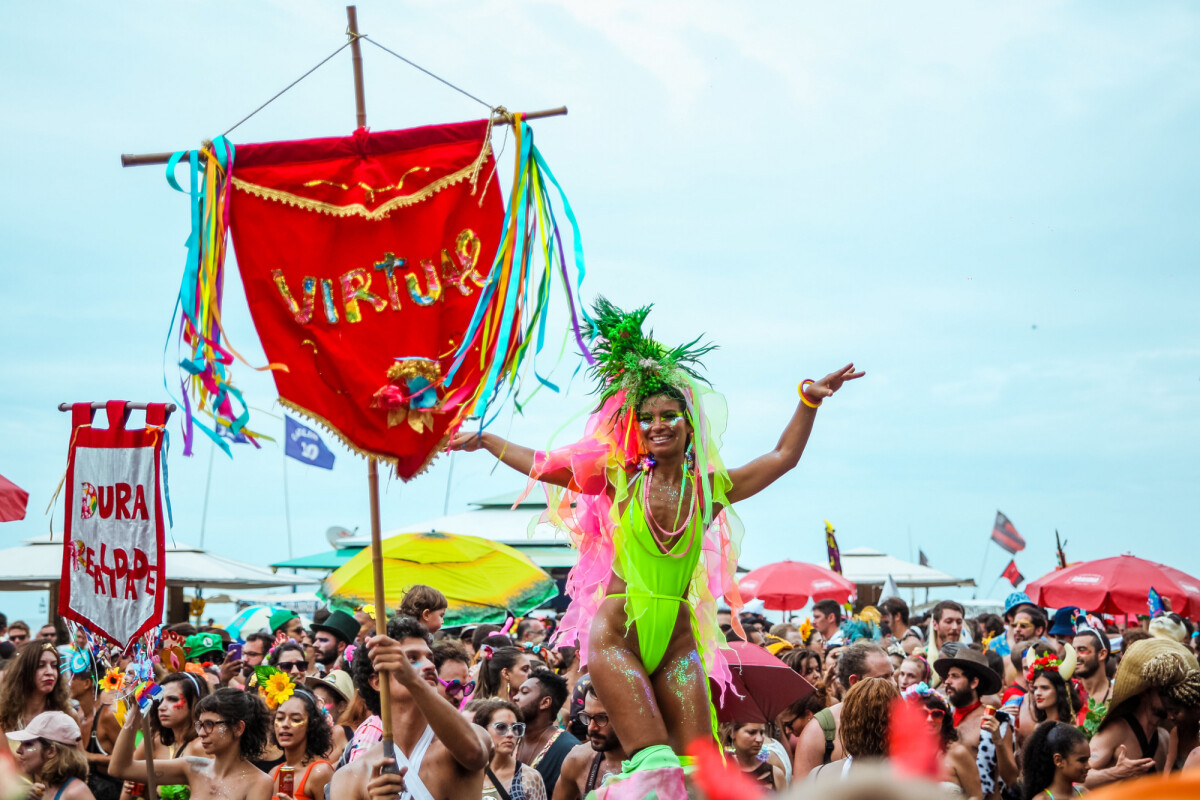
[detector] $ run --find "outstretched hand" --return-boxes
[805,363,865,401]
[448,430,485,452]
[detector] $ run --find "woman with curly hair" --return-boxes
[111,688,274,800]
[1016,657,1083,749]
[268,688,334,800]
[119,672,210,800]
[808,677,898,784]
[1020,720,1088,799]
[7,711,92,800]
[906,688,981,798]
[0,641,72,735]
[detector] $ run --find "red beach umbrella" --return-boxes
[0,474,28,523]
[1026,554,1200,617]
[738,560,856,611]
[712,641,815,724]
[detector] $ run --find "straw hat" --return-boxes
[1101,638,1200,727]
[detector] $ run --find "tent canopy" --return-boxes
[840,547,975,588]
[0,536,318,591]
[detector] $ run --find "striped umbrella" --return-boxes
[320,531,557,626]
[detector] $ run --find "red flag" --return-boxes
[991,510,1026,554]
[60,402,167,649]
[227,121,505,479]
[0,473,28,522]
[1001,559,1024,587]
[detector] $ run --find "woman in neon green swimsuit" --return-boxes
[451,298,862,790]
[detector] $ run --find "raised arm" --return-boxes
[725,364,863,504]
[367,635,492,771]
[109,704,190,784]
[448,431,574,489]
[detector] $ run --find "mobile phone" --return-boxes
[226,642,243,661]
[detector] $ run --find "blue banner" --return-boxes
[284,416,335,470]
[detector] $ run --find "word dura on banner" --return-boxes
[60,402,168,649]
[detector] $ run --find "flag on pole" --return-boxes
[824,520,842,574]
[1001,559,1024,587]
[1055,529,1068,570]
[918,549,929,567]
[991,511,1026,554]
[1149,586,1165,617]
[285,416,335,470]
[881,573,901,602]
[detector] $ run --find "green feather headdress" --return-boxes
[586,296,716,413]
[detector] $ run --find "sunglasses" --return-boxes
[578,712,610,729]
[277,661,307,673]
[1012,622,1036,632]
[438,678,475,698]
[8,634,27,642]
[926,708,946,723]
[491,722,525,737]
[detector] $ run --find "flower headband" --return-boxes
[1023,643,1076,681]
[901,681,935,700]
[249,665,295,709]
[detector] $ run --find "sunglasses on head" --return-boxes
[438,678,475,698]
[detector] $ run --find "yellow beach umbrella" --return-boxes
[320,531,557,626]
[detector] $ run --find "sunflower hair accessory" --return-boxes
[250,665,296,710]
[100,667,125,693]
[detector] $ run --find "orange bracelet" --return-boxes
[798,380,822,409]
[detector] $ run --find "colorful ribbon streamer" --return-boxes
[444,116,593,426]
[164,138,279,456]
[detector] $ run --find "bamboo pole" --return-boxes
[142,714,159,799]
[367,457,395,750]
[118,107,567,167]
[347,5,367,129]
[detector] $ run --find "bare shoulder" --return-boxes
[64,782,95,800]
[330,751,371,800]
[560,743,593,776]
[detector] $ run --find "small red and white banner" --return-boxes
[60,402,167,649]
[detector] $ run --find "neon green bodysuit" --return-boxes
[606,473,705,673]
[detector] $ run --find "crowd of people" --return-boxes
[0,586,1197,799]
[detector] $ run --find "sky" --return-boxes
[2,1,1198,626]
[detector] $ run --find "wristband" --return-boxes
[798,380,822,409]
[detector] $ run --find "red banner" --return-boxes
[1002,559,1025,587]
[60,402,167,649]
[228,121,504,479]
[991,510,1026,554]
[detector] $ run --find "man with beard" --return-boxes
[934,647,1002,752]
[311,609,358,673]
[553,683,626,800]
[513,667,580,796]
[1075,626,1113,711]
[1086,638,1200,786]
[931,601,965,645]
[793,642,893,778]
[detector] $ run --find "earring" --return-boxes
[685,441,695,470]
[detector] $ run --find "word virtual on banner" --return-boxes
[60,402,168,649]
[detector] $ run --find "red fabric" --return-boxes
[0,473,28,522]
[1027,554,1200,617]
[891,699,940,779]
[60,402,167,648]
[711,641,815,724]
[952,700,981,727]
[228,121,504,479]
[1001,559,1024,587]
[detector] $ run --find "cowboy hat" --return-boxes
[933,646,1002,696]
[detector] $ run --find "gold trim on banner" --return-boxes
[277,397,448,481]
[232,143,491,221]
